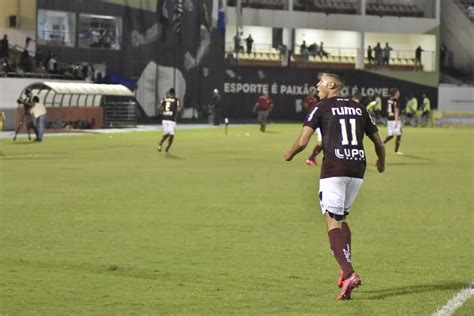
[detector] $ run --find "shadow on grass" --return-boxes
[398,153,436,161]
[165,153,182,160]
[360,281,468,300]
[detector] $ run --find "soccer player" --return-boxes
[404,94,418,127]
[304,90,322,166]
[283,71,386,300]
[157,88,181,153]
[383,88,403,154]
[253,92,273,132]
[421,93,431,126]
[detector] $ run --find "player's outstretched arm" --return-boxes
[368,132,386,173]
[283,126,314,161]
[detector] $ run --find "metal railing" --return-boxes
[225,42,436,71]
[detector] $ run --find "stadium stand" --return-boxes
[456,0,474,21]
[293,0,358,14]
[366,0,424,17]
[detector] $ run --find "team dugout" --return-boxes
[17,82,140,129]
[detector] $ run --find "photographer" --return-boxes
[14,89,37,142]
[30,96,47,142]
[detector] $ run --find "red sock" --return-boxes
[328,228,354,279]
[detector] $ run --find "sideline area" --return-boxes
[0,124,227,139]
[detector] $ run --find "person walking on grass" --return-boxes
[283,71,385,300]
[253,92,273,132]
[157,88,181,153]
[383,88,403,155]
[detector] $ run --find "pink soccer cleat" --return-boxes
[337,272,361,300]
[306,159,317,166]
[337,270,344,288]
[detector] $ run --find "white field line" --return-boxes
[432,283,474,316]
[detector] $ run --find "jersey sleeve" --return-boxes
[303,105,320,130]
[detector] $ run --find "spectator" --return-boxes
[233,32,240,53]
[48,54,57,73]
[30,95,47,142]
[367,45,374,64]
[35,48,44,68]
[374,42,382,68]
[318,41,329,59]
[421,93,431,126]
[300,41,307,54]
[24,36,32,52]
[0,34,9,59]
[308,42,318,57]
[382,42,392,66]
[101,30,112,48]
[245,34,254,54]
[440,42,447,69]
[414,45,424,71]
[239,32,245,53]
[208,88,221,125]
[404,95,418,127]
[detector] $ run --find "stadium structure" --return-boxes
[0,0,473,130]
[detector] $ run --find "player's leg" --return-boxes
[320,178,354,281]
[336,177,364,300]
[383,120,394,144]
[166,135,174,152]
[158,120,169,151]
[394,122,402,154]
[165,121,176,152]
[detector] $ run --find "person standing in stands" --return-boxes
[245,34,254,54]
[157,88,182,153]
[253,92,273,132]
[367,45,374,65]
[0,34,9,59]
[382,42,393,67]
[374,43,382,68]
[414,46,424,71]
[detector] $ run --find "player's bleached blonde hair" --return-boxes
[321,71,345,89]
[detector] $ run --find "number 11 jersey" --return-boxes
[304,96,378,179]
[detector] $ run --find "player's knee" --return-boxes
[326,211,348,221]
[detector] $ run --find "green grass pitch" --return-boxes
[0,124,473,315]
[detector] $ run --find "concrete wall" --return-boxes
[440,0,474,75]
[438,84,474,112]
[0,0,36,51]
[226,4,439,34]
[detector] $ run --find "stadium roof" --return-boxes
[24,82,134,96]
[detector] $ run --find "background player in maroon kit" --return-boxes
[253,92,273,132]
[304,90,323,166]
[157,88,181,153]
[283,72,385,300]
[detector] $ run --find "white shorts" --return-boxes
[315,128,322,142]
[318,177,364,216]
[162,120,176,135]
[387,120,402,136]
